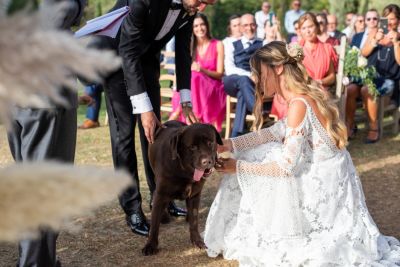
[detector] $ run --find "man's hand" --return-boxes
[141,111,163,144]
[182,103,198,125]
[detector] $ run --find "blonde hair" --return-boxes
[250,41,348,149]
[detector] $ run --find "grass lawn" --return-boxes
[0,101,399,266]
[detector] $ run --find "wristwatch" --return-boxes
[181,101,192,108]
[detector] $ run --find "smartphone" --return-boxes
[379,18,388,34]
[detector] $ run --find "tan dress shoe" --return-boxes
[78,119,100,129]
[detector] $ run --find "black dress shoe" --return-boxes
[168,201,187,217]
[126,212,149,236]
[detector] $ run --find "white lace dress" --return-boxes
[204,98,400,266]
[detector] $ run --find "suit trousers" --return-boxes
[7,107,77,267]
[103,65,160,216]
[223,75,255,137]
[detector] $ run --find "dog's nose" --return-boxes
[201,158,212,167]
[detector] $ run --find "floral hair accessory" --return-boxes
[286,43,304,63]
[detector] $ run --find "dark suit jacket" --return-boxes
[351,32,364,49]
[93,0,194,97]
[332,30,346,41]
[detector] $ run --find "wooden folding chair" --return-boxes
[224,95,276,139]
[333,35,347,121]
[159,51,176,120]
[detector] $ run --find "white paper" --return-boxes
[74,6,130,38]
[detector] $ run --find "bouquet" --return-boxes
[343,46,378,99]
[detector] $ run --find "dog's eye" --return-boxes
[190,145,198,151]
[207,141,214,147]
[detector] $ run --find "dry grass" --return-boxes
[0,116,399,266]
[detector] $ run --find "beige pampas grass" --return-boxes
[0,162,131,242]
[0,1,121,126]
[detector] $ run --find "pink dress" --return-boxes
[171,39,226,132]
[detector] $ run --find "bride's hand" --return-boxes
[215,158,237,174]
[217,139,233,154]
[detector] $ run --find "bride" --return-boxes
[204,41,400,266]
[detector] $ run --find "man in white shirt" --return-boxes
[255,1,272,39]
[223,14,263,137]
[284,0,305,42]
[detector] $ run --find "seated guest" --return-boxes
[345,9,380,139]
[316,13,339,47]
[327,14,346,42]
[358,4,400,143]
[263,15,284,44]
[222,14,242,51]
[170,13,225,132]
[299,12,337,90]
[290,20,302,43]
[223,13,263,137]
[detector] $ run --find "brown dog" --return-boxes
[142,121,222,255]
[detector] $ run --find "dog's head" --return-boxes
[170,123,223,181]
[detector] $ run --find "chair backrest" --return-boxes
[159,51,176,118]
[334,35,347,120]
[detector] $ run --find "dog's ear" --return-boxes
[170,130,183,160]
[209,125,223,145]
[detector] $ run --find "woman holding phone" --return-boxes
[360,4,400,143]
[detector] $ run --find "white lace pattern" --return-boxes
[204,98,400,266]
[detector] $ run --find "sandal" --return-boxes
[364,129,380,144]
[347,125,358,140]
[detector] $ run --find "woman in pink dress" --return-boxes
[170,13,225,132]
[298,12,337,90]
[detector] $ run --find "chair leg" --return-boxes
[378,97,384,136]
[225,96,232,139]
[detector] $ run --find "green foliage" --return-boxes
[205,0,260,39]
[6,0,38,14]
[344,46,378,99]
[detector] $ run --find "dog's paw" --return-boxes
[142,243,159,256]
[191,236,207,249]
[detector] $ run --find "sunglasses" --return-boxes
[357,20,364,23]
[366,17,378,21]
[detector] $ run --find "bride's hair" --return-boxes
[250,41,347,149]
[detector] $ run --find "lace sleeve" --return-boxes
[237,119,308,179]
[231,120,285,153]
[234,120,309,238]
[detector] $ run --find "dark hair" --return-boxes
[191,13,212,61]
[382,4,400,20]
[316,12,327,24]
[226,14,241,36]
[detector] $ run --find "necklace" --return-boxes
[377,46,391,62]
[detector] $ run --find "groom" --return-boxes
[90,0,216,237]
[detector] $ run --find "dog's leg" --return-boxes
[142,192,169,256]
[186,193,206,249]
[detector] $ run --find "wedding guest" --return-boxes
[299,12,337,90]
[345,9,380,139]
[316,13,339,46]
[255,1,272,39]
[223,13,263,137]
[204,40,400,266]
[7,0,85,266]
[79,83,103,129]
[342,12,355,39]
[170,13,225,131]
[222,14,242,54]
[263,15,283,44]
[327,14,346,41]
[290,20,302,43]
[89,0,216,237]
[359,4,400,143]
[284,0,305,42]
[354,14,365,34]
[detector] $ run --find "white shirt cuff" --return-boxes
[179,89,191,103]
[130,92,153,114]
